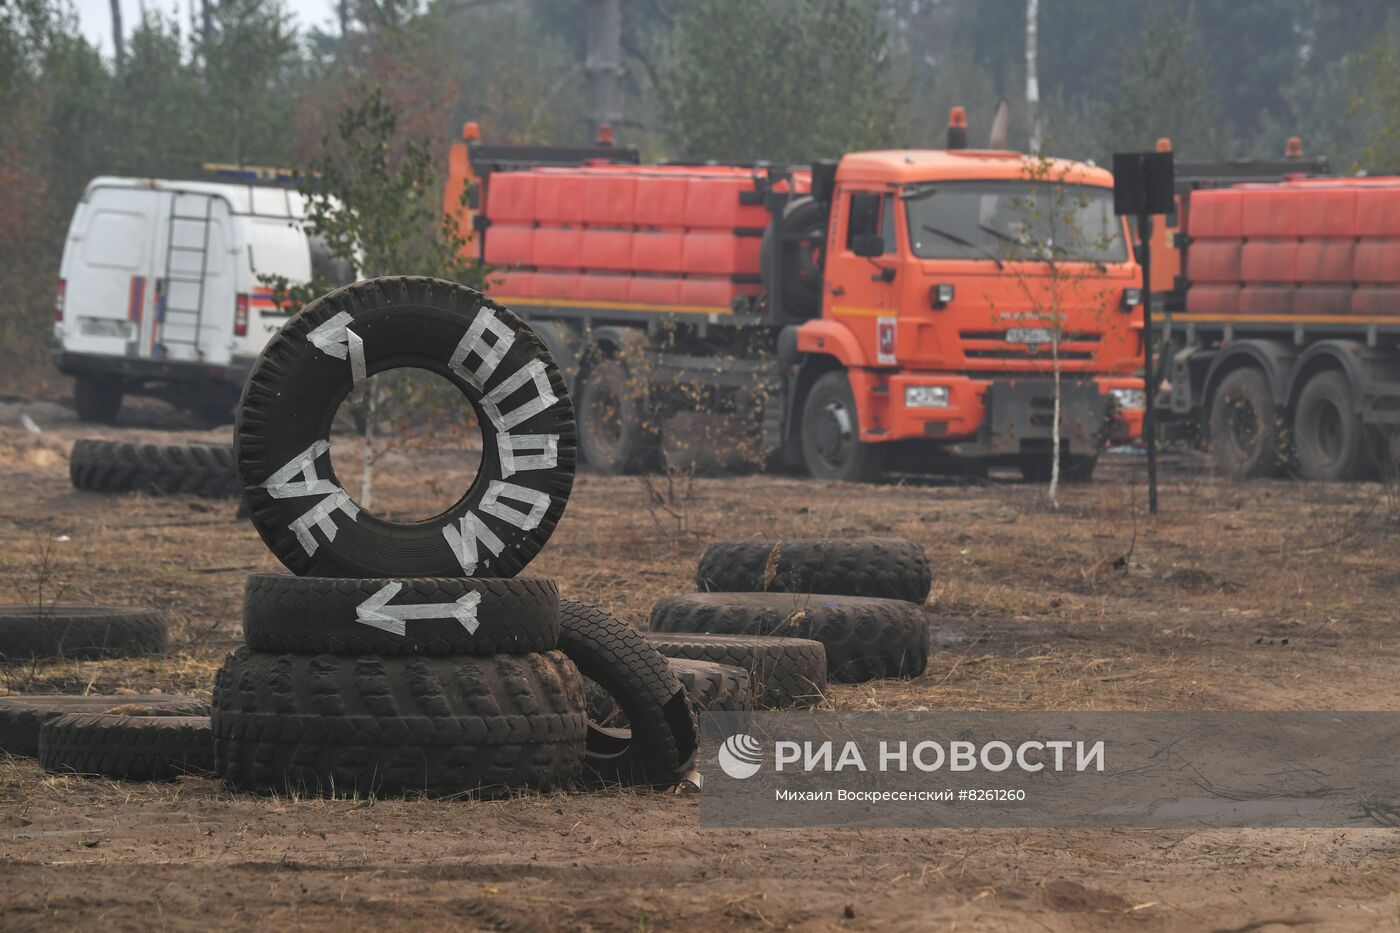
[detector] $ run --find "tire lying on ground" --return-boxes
[39,712,213,780]
[696,537,932,604]
[70,439,239,498]
[0,606,167,662]
[213,647,585,798]
[0,694,209,758]
[643,633,827,709]
[236,276,576,579]
[242,574,559,656]
[668,658,753,714]
[558,600,697,788]
[650,592,929,682]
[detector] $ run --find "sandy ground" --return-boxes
[2,395,1400,931]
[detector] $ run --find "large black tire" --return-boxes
[1293,371,1370,481]
[213,648,585,798]
[1016,452,1100,484]
[0,694,209,758]
[70,439,239,498]
[558,600,696,787]
[759,196,827,319]
[696,536,932,604]
[800,370,885,482]
[643,633,827,709]
[669,658,753,714]
[650,592,928,682]
[576,358,659,475]
[0,606,167,661]
[73,373,122,424]
[236,277,576,579]
[39,713,213,780]
[242,574,559,656]
[1209,367,1285,479]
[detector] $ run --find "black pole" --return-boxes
[1138,213,1158,514]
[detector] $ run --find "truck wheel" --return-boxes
[800,370,884,482]
[1293,370,1369,481]
[73,374,122,424]
[1208,367,1284,479]
[577,358,658,474]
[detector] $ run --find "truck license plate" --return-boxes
[80,317,134,339]
[1005,328,1053,345]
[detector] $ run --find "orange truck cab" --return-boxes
[445,112,1144,481]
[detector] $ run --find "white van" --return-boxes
[52,175,345,423]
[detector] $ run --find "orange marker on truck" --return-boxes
[445,111,1144,481]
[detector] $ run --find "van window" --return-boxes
[83,211,146,269]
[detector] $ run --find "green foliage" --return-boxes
[260,85,484,311]
[659,0,903,162]
[1354,16,1400,171]
[1094,5,1220,161]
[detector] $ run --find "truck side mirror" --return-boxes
[852,233,884,258]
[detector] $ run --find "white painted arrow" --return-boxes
[354,583,481,637]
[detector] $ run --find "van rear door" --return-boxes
[155,190,235,365]
[62,186,159,358]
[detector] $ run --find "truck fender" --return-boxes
[1202,340,1295,411]
[794,319,867,369]
[1287,341,1366,413]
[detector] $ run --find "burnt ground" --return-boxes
[2,395,1400,930]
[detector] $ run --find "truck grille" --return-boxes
[959,329,1101,362]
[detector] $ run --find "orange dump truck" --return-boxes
[1155,162,1400,481]
[445,116,1145,481]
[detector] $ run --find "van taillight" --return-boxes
[55,280,66,322]
[234,293,249,336]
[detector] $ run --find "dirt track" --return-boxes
[2,396,1400,931]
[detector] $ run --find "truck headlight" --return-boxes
[1109,388,1146,411]
[905,386,950,408]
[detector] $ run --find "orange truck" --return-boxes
[1152,151,1400,481]
[444,113,1145,481]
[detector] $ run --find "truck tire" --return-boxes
[70,439,239,498]
[669,658,753,715]
[39,713,213,780]
[242,574,559,656]
[759,196,826,318]
[800,370,885,482]
[73,374,122,424]
[1209,367,1285,479]
[643,633,827,709]
[236,277,576,579]
[696,536,932,603]
[0,694,209,758]
[213,647,585,797]
[576,358,658,474]
[558,600,697,787]
[1293,371,1370,481]
[0,605,167,661]
[651,592,929,682]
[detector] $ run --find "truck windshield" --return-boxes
[903,181,1127,264]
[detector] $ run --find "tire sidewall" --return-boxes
[236,277,576,578]
[1210,368,1280,478]
[801,370,864,481]
[1295,371,1363,481]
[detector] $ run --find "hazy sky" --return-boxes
[70,0,339,54]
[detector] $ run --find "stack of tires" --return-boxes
[649,537,932,691]
[217,277,696,796]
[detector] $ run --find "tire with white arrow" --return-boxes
[235,277,577,579]
[241,573,560,655]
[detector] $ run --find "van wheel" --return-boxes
[73,374,122,424]
[1293,370,1369,481]
[800,370,884,482]
[577,359,658,475]
[1209,367,1284,479]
